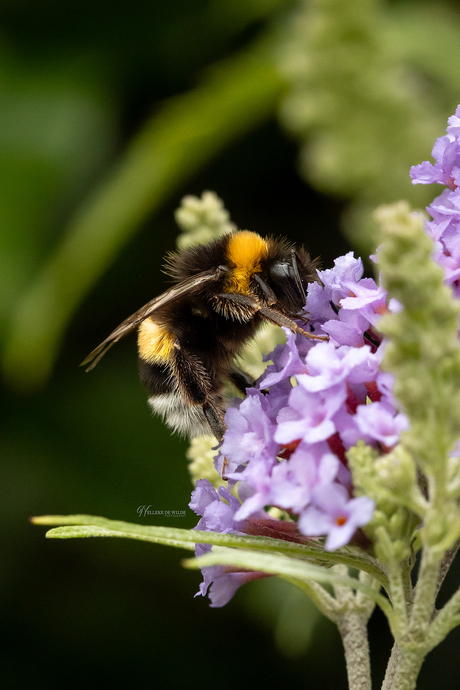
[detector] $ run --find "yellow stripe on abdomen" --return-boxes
[225,231,268,294]
[138,319,175,363]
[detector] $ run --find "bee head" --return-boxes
[264,243,319,312]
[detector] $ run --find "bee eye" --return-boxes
[269,262,292,280]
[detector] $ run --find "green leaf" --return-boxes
[32,513,388,588]
[184,546,393,618]
[44,525,197,550]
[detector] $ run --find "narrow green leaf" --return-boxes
[32,514,388,588]
[45,525,197,550]
[184,546,393,619]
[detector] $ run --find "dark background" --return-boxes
[2,1,460,687]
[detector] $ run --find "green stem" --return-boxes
[400,559,414,609]
[435,539,460,596]
[426,585,460,651]
[381,644,401,690]
[382,548,441,689]
[408,547,441,636]
[337,611,372,690]
[387,564,409,633]
[384,646,425,690]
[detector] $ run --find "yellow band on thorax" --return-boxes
[225,231,268,294]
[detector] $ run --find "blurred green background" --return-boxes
[3,0,460,687]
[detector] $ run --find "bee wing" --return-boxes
[82,268,224,371]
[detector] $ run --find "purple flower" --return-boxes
[216,394,279,475]
[333,406,373,449]
[305,281,337,325]
[317,253,364,304]
[229,458,274,520]
[411,106,460,190]
[354,402,410,448]
[190,479,244,533]
[205,570,271,608]
[323,309,369,347]
[340,278,388,327]
[234,441,340,521]
[299,342,381,392]
[268,443,340,514]
[194,542,271,608]
[258,328,307,388]
[299,484,375,551]
[410,105,460,299]
[275,384,346,445]
[190,481,269,606]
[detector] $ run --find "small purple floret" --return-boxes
[410,105,460,300]
[299,484,375,551]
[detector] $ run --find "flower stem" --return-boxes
[337,610,372,690]
[381,644,400,690]
[382,645,425,690]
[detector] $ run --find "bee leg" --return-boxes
[253,274,277,305]
[257,306,328,342]
[171,347,226,440]
[228,365,256,395]
[202,401,226,442]
[218,293,328,342]
[202,400,229,480]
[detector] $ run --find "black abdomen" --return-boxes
[138,359,173,396]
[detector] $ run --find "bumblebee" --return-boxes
[82,230,327,440]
